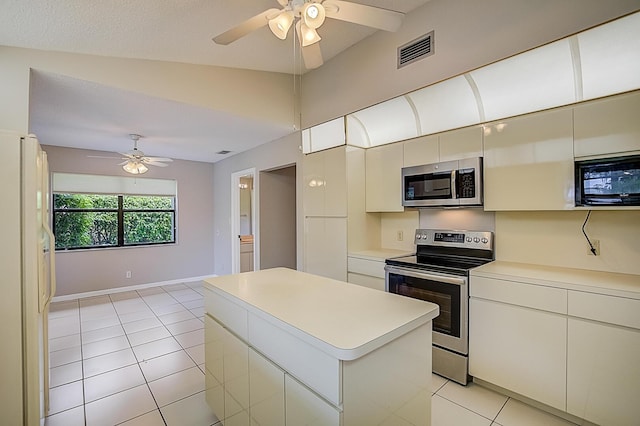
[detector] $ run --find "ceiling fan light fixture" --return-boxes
[268,11,294,39]
[303,3,326,29]
[299,22,321,46]
[123,161,149,175]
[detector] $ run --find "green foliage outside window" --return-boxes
[53,193,175,250]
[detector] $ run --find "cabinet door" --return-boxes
[303,147,347,217]
[567,318,640,426]
[224,327,250,425]
[205,315,225,420]
[366,143,404,212]
[304,217,347,281]
[483,108,574,210]
[303,151,326,217]
[469,298,567,410]
[403,135,438,167]
[439,126,483,161]
[285,374,341,426]
[249,349,285,426]
[574,91,640,158]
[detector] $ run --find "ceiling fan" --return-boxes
[88,134,173,175]
[212,0,404,69]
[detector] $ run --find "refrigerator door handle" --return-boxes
[42,220,56,307]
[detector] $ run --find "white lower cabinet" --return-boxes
[567,319,640,426]
[204,315,225,420]
[469,298,567,410]
[224,326,250,425]
[470,268,640,425]
[566,290,640,426]
[249,349,285,426]
[285,375,341,426]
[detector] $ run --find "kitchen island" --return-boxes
[203,267,439,425]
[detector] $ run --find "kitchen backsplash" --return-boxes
[418,208,496,233]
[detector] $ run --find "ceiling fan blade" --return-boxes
[323,0,404,32]
[118,161,130,166]
[145,161,169,167]
[213,8,281,45]
[276,0,288,6]
[143,157,173,162]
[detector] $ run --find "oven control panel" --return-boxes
[414,229,493,250]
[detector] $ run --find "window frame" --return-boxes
[53,193,177,251]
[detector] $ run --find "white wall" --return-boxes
[301,0,640,128]
[44,145,215,296]
[212,132,303,276]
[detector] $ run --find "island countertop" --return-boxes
[204,267,439,360]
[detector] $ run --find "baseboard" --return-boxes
[51,275,217,302]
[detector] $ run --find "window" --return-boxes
[53,194,176,250]
[51,173,177,251]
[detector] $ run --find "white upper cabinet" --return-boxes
[574,90,640,158]
[403,135,438,167]
[483,108,574,210]
[439,126,483,162]
[403,126,483,167]
[366,143,404,212]
[303,146,347,217]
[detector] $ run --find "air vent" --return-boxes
[216,150,232,155]
[398,31,434,68]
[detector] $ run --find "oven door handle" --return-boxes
[385,265,467,286]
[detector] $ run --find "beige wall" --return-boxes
[44,145,215,296]
[212,132,303,276]
[496,211,640,275]
[301,0,640,128]
[0,46,295,134]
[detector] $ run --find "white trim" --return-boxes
[51,274,216,302]
[231,168,257,274]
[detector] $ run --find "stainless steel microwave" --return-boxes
[402,157,483,207]
[575,155,640,206]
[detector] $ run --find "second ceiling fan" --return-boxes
[213,0,404,69]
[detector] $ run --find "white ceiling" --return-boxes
[1,0,429,163]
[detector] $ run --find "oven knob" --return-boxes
[473,237,480,243]
[466,237,472,242]
[481,237,488,244]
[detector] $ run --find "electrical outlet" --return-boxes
[587,240,600,256]
[397,230,403,241]
[126,271,132,278]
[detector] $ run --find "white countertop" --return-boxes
[204,268,439,360]
[348,248,414,261]
[471,261,640,299]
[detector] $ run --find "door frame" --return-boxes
[231,167,257,274]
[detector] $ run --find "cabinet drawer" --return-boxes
[347,257,385,279]
[247,312,341,406]
[568,291,640,330]
[347,273,385,292]
[204,287,248,340]
[470,276,567,314]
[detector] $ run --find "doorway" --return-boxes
[259,165,297,270]
[231,168,256,274]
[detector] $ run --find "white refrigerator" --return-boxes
[0,130,56,425]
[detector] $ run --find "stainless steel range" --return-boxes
[385,229,494,385]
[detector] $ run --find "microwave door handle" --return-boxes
[385,265,466,286]
[451,170,458,200]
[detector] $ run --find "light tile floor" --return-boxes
[46,282,580,426]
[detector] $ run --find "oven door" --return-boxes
[385,265,468,355]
